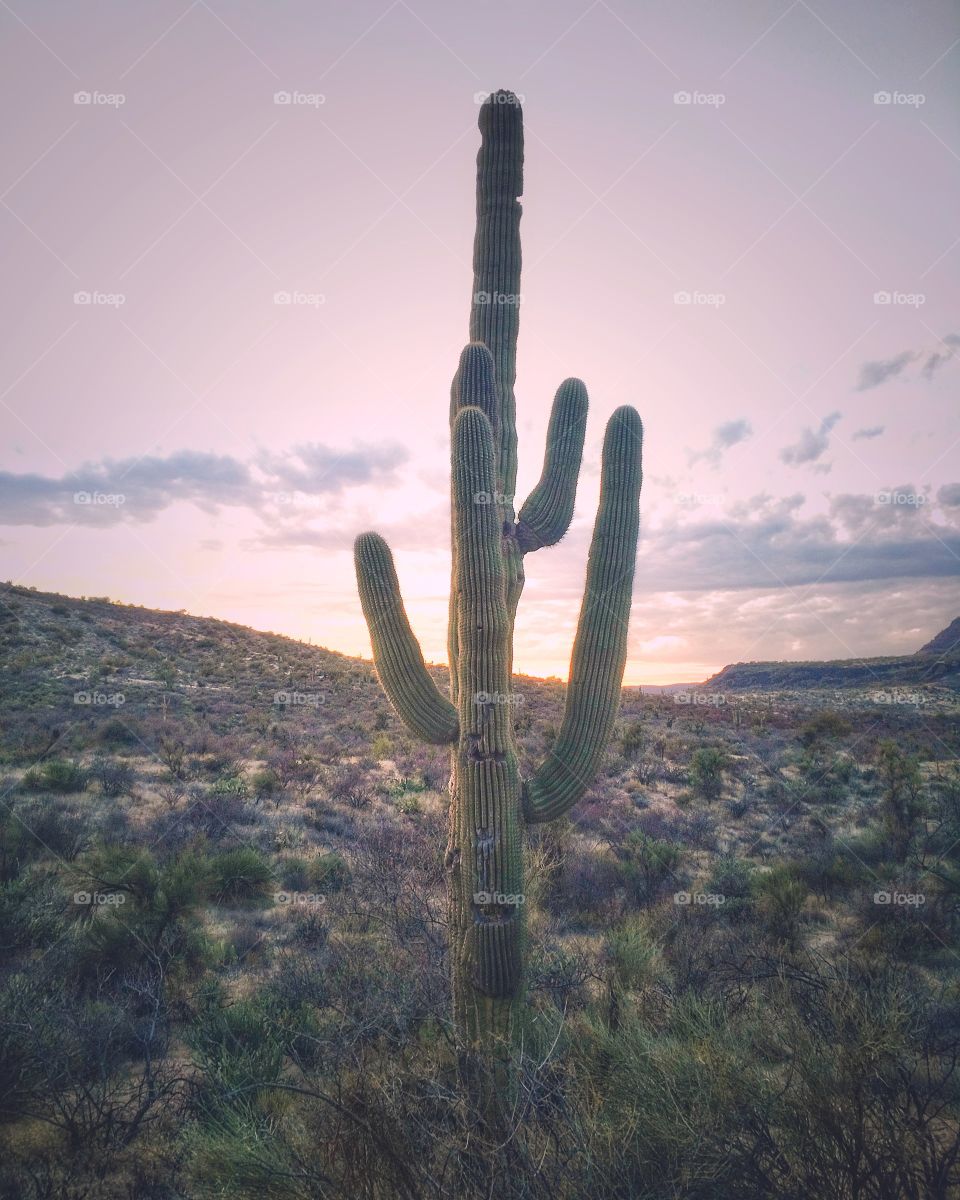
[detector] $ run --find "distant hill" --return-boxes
[921,618,960,656]
[0,583,571,762]
[703,619,960,692]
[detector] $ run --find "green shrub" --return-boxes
[308,851,350,894]
[21,759,86,794]
[209,847,274,903]
[706,856,754,919]
[370,733,393,760]
[756,864,808,941]
[617,831,683,905]
[689,747,727,800]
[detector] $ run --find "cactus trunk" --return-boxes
[356,90,644,1078]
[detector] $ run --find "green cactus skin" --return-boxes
[355,90,643,1068]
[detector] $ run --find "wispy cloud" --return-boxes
[779,411,842,470]
[856,334,960,391]
[689,418,753,467]
[0,442,408,527]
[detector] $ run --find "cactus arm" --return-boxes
[448,343,500,706]
[354,532,459,744]
[523,406,643,823]
[516,377,588,553]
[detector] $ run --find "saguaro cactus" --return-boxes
[355,91,643,1058]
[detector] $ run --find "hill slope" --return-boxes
[704,619,960,692]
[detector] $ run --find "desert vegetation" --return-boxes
[2,582,960,1197]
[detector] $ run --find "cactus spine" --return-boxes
[355,91,643,1062]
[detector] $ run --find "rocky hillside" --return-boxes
[704,620,960,692]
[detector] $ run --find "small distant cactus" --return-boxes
[356,92,643,1064]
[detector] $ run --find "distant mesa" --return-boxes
[704,618,960,692]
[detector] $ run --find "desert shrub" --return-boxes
[606,919,667,994]
[798,709,852,747]
[21,758,86,793]
[91,755,135,797]
[370,733,393,760]
[211,773,248,799]
[96,717,139,747]
[279,855,311,890]
[332,762,372,809]
[689,746,727,800]
[877,740,926,861]
[68,846,215,983]
[616,831,684,906]
[755,864,808,942]
[1,799,89,878]
[250,767,281,805]
[308,851,350,894]
[705,855,754,919]
[208,847,275,903]
[551,842,622,922]
[0,870,65,951]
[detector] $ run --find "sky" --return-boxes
[1,0,958,683]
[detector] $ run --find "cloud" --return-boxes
[779,411,842,468]
[852,425,884,440]
[518,487,960,603]
[921,333,960,380]
[0,442,408,527]
[689,418,753,467]
[856,351,917,391]
[856,334,960,391]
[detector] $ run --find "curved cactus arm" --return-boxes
[523,406,643,823]
[355,532,459,744]
[448,342,500,705]
[516,377,588,553]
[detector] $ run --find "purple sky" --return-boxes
[1,0,958,682]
